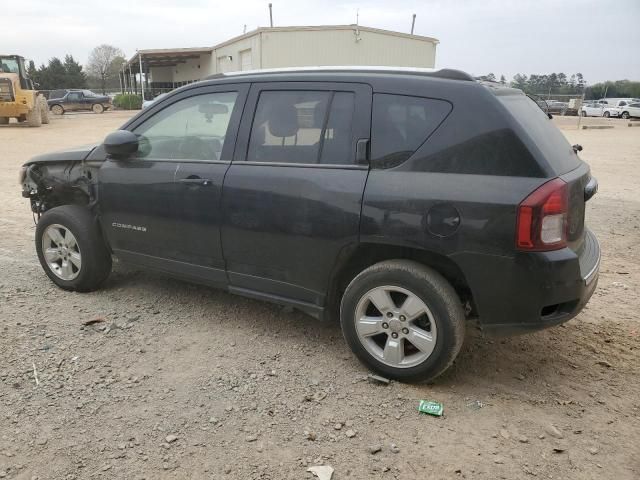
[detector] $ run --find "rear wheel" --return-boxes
[51,104,64,115]
[581,110,587,117]
[603,111,610,118]
[35,205,112,292]
[39,96,50,124]
[340,260,465,383]
[92,103,104,114]
[26,105,42,127]
[621,111,630,119]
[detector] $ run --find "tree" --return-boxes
[477,72,497,82]
[87,44,125,94]
[511,74,528,90]
[499,75,506,85]
[63,55,86,88]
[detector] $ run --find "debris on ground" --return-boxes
[307,465,334,480]
[418,400,444,416]
[466,400,486,410]
[368,444,382,454]
[367,373,391,385]
[82,317,106,326]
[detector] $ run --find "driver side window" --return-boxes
[133,91,238,161]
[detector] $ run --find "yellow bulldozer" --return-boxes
[0,55,49,127]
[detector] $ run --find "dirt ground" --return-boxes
[1,111,638,480]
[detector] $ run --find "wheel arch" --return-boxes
[325,242,475,322]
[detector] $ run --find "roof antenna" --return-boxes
[243,24,247,34]
[269,3,273,27]
[356,8,359,26]
[411,13,416,34]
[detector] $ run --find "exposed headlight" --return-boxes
[19,165,27,185]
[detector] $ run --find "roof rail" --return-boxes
[205,66,475,82]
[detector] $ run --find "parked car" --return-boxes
[619,102,640,119]
[597,98,640,108]
[544,100,569,115]
[142,92,168,109]
[48,89,111,115]
[581,102,622,117]
[20,67,600,382]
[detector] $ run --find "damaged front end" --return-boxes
[20,145,101,220]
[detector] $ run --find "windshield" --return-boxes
[0,58,19,74]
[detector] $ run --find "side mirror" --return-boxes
[104,130,139,159]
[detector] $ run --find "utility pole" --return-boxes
[138,52,145,101]
[269,3,273,27]
[411,14,416,34]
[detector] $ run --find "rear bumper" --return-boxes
[454,229,600,336]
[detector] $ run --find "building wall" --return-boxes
[210,35,262,74]
[150,27,437,85]
[150,66,173,83]
[261,28,436,68]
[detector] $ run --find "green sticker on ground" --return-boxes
[418,400,444,416]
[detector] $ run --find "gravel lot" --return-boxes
[1,112,639,479]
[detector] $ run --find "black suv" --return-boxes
[47,89,111,115]
[20,67,600,382]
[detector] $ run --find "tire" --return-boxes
[35,205,112,292]
[51,104,64,115]
[0,117,8,125]
[340,260,465,383]
[26,104,42,127]
[581,111,587,117]
[603,111,610,118]
[621,111,630,119]
[39,96,50,124]
[92,103,104,114]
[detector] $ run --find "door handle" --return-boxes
[180,177,212,186]
[356,138,369,165]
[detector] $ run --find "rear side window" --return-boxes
[371,94,451,168]
[498,94,580,174]
[247,90,356,165]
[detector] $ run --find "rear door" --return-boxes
[221,82,371,309]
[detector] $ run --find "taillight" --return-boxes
[516,178,568,251]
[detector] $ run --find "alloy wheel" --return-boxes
[354,285,438,368]
[41,224,82,280]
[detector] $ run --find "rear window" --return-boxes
[498,94,581,174]
[371,94,451,168]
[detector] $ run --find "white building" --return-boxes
[123,25,439,94]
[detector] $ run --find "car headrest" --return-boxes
[267,103,299,138]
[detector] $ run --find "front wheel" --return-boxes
[581,111,587,117]
[35,205,112,292]
[51,104,64,115]
[621,112,630,119]
[603,111,610,118]
[340,260,465,383]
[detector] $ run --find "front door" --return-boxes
[65,92,82,111]
[221,82,372,309]
[97,84,247,286]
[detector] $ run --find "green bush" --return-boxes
[114,94,142,110]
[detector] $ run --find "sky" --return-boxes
[3,0,639,85]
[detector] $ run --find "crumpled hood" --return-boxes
[24,143,99,165]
